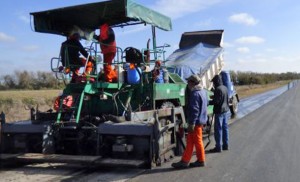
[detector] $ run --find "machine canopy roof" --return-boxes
[30,0,172,37]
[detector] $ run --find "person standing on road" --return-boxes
[172,74,207,169]
[209,74,230,153]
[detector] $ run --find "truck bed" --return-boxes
[166,42,224,90]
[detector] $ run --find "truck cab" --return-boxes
[220,71,239,117]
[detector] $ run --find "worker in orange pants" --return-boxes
[103,52,117,82]
[95,23,117,82]
[181,125,205,164]
[172,74,207,168]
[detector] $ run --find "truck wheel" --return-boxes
[230,95,238,117]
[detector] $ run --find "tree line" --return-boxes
[0,70,299,90]
[0,71,64,90]
[230,71,300,85]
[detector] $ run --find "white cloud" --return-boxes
[19,15,30,24]
[266,48,275,52]
[116,0,221,35]
[226,53,300,73]
[193,19,213,28]
[151,0,221,19]
[237,47,250,53]
[22,45,39,51]
[228,13,258,26]
[223,42,235,48]
[236,36,265,44]
[0,32,16,42]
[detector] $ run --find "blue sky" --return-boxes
[1,0,300,76]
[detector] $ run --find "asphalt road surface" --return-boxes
[129,82,300,182]
[0,82,299,182]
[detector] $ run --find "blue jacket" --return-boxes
[188,86,208,125]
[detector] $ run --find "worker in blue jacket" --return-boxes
[172,74,207,168]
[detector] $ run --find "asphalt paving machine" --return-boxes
[0,0,208,168]
[0,0,239,168]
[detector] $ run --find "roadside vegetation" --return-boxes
[235,81,290,99]
[0,70,64,90]
[0,70,299,122]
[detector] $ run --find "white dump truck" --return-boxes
[166,30,239,116]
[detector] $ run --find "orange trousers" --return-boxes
[73,58,93,75]
[71,58,94,82]
[182,125,205,163]
[103,52,117,82]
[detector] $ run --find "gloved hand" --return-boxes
[187,124,195,133]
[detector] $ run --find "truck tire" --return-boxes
[230,95,238,117]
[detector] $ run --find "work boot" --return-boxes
[171,161,189,169]
[222,145,229,151]
[189,161,205,167]
[208,147,222,153]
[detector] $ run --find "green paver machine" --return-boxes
[1,0,213,168]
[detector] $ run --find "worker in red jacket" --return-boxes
[95,23,117,82]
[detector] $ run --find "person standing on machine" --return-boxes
[60,32,94,83]
[95,23,117,82]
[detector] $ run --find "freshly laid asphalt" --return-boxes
[129,82,300,182]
